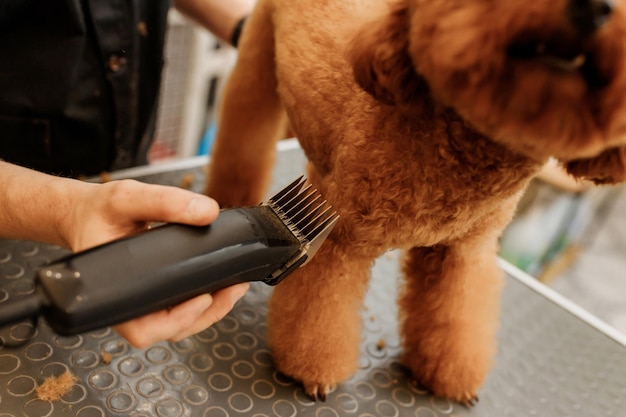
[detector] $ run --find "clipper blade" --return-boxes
[266,176,339,267]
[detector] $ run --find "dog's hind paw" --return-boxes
[303,382,336,402]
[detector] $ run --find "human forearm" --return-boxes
[174,0,255,45]
[0,161,90,248]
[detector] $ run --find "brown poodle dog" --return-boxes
[206,0,626,404]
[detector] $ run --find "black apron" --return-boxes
[0,0,170,177]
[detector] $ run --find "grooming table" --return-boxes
[1,139,625,416]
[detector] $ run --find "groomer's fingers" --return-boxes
[170,283,250,342]
[70,180,221,252]
[114,294,215,349]
[103,180,220,225]
[115,283,249,348]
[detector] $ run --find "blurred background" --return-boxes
[500,163,626,335]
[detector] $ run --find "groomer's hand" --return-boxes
[65,179,249,348]
[0,162,247,346]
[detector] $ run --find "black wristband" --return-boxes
[230,15,248,48]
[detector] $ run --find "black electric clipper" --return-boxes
[0,176,338,335]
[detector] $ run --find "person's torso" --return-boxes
[0,0,170,177]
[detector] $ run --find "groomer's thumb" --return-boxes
[185,196,220,224]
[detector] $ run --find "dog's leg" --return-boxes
[399,225,505,404]
[205,0,287,207]
[267,239,372,400]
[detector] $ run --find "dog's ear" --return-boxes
[347,2,426,105]
[565,146,626,185]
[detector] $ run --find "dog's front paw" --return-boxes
[438,386,478,406]
[414,377,480,405]
[303,381,337,402]
[406,355,487,405]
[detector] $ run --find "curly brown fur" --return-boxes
[36,371,76,402]
[206,0,626,403]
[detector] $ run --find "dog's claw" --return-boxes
[460,394,479,407]
[410,377,479,406]
[304,382,335,402]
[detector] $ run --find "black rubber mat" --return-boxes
[1,143,624,416]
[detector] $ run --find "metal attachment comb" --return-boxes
[263,176,340,283]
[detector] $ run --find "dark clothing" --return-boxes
[0,0,171,177]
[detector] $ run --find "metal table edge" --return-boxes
[498,257,626,347]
